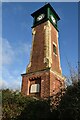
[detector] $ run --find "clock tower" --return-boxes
[21,3,65,98]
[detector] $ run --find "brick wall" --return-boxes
[50,23,62,74]
[21,69,65,98]
[21,21,65,98]
[21,69,50,98]
[27,21,62,75]
[28,23,47,73]
[50,71,65,96]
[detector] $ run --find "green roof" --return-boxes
[31,3,60,21]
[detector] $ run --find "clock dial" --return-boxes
[51,15,56,24]
[37,14,45,21]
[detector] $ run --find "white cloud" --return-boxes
[0,38,2,85]
[10,79,21,91]
[18,42,31,54]
[0,79,21,90]
[0,37,2,67]
[2,38,31,65]
[0,6,2,37]
[1,67,26,90]
[22,43,31,54]
[0,80,8,89]
[2,38,15,65]
[1,37,31,90]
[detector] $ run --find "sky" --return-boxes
[1,2,78,90]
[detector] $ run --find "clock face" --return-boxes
[51,15,56,24]
[37,14,45,21]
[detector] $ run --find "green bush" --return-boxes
[58,81,80,120]
[2,81,80,120]
[2,89,52,120]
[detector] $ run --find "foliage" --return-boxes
[2,81,80,120]
[15,99,52,120]
[58,81,80,120]
[2,89,36,120]
[2,89,52,120]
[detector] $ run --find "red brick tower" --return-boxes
[21,3,65,98]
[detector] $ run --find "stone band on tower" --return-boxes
[21,3,65,98]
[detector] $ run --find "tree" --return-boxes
[58,81,80,120]
[2,89,34,120]
[16,99,52,120]
[2,89,52,120]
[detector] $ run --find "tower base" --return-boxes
[21,68,65,98]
